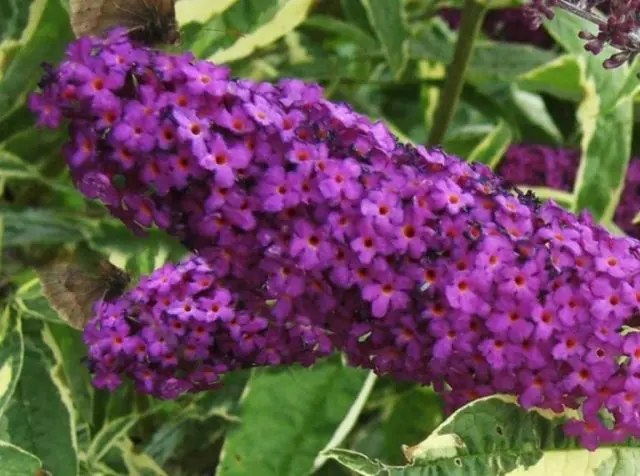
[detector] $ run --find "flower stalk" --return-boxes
[427,0,488,147]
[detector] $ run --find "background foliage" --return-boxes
[0,0,639,475]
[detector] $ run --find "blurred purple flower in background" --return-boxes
[439,7,554,48]
[498,144,640,239]
[30,32,640,449]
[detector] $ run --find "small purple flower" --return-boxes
[167,297,205,322]
[563,418,609,452]
[159,378,191,399]
[290,219,333,270]
[445,272,480,313]
[256,166,300,212]
[552,333,585,361]
[173,109,210,156]
[76,172,120,206]
[28,92,62,127]
[351,220,386,264]
[479,338,507,370]
[499,259,540,302]
[430,178,473,214]
[112,112,156,152]
[486,299,534,343]
[181,62,227,96]
[201,289,234,322]
[595,239,630,279]
[68,128,97,167]
[78,65,124,100]
[199,136,251,187]
[318,159,362,200]
[361,190,403,231]
[93,371,122,392]
[214,105,255,135]
[590,277,630,320]
[244,95,283,127]
[362,275,412,318]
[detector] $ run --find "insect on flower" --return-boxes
[69,0,180,46]
[37,245,131,330]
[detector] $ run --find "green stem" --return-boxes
[427,0,488,147]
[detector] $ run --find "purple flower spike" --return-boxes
[83,255,334,398]
[32,34,640,449]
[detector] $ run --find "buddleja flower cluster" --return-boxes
[528,0,640,68]
[83,255,333,397]
[499,144,640,240]
[31,32,640,449]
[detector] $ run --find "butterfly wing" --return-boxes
[69,0,177,43]
[70,0,127,38]
[38,261,110,329]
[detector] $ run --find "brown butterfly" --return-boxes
[37,247,131,330]
[69,0,180,45]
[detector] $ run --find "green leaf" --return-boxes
[87,416,139,465]
[466,120,513,169]
[340,0,375,37]
[323,448,390,475]
[0,307,24,420]
[103,384,136,423]
[176,0,239,25]
[573,92,632,221]
[0,150,42,181]
[443,119,496,160]
[469,42,558,90]
[0,440,42,476]
[359,0,409,79]
[3,319,78,476]
[44,323,94,426]
[143,415,228,474]
[379,388,445,466]
[517,54,582,102]
[303,15,378,50]
[0,118,68,168]
[188,370,250,421]
[196,0,316,64]
[326,395,640,475]
[0,0,72,123]
[117,439,169,476]
[142,372,248,469]
[217,357,369,476]
[0,0,36,43]
[14,279,64,324]
[410,21,557,87]
[277,53,380,82]
[90,221,187,280]
[633,211,639,225]
[1,208,96,248]
[544,11,634,222]
[510,87,563,144]
[314,371,377,471]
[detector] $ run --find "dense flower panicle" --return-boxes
[32,33,640,449]
[84,255,334,398]
[498,144,640,240]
